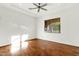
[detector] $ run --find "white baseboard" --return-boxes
[0,43,10,47]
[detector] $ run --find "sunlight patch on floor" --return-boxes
[10,34,28,53]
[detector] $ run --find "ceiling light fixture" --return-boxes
[29,3,47,12]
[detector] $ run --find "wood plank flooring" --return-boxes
[0,39,79,56]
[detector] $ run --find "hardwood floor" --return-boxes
[0,39,79,56]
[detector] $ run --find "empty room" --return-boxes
[0,3,79,56]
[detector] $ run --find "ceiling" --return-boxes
[0,3,77,17]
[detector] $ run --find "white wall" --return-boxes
[0,4,79,47]
[37,4,79,47]
[0,5,37,46]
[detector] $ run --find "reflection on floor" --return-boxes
[0,39,79,56]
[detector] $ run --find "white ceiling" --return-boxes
[0,3,77,17]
